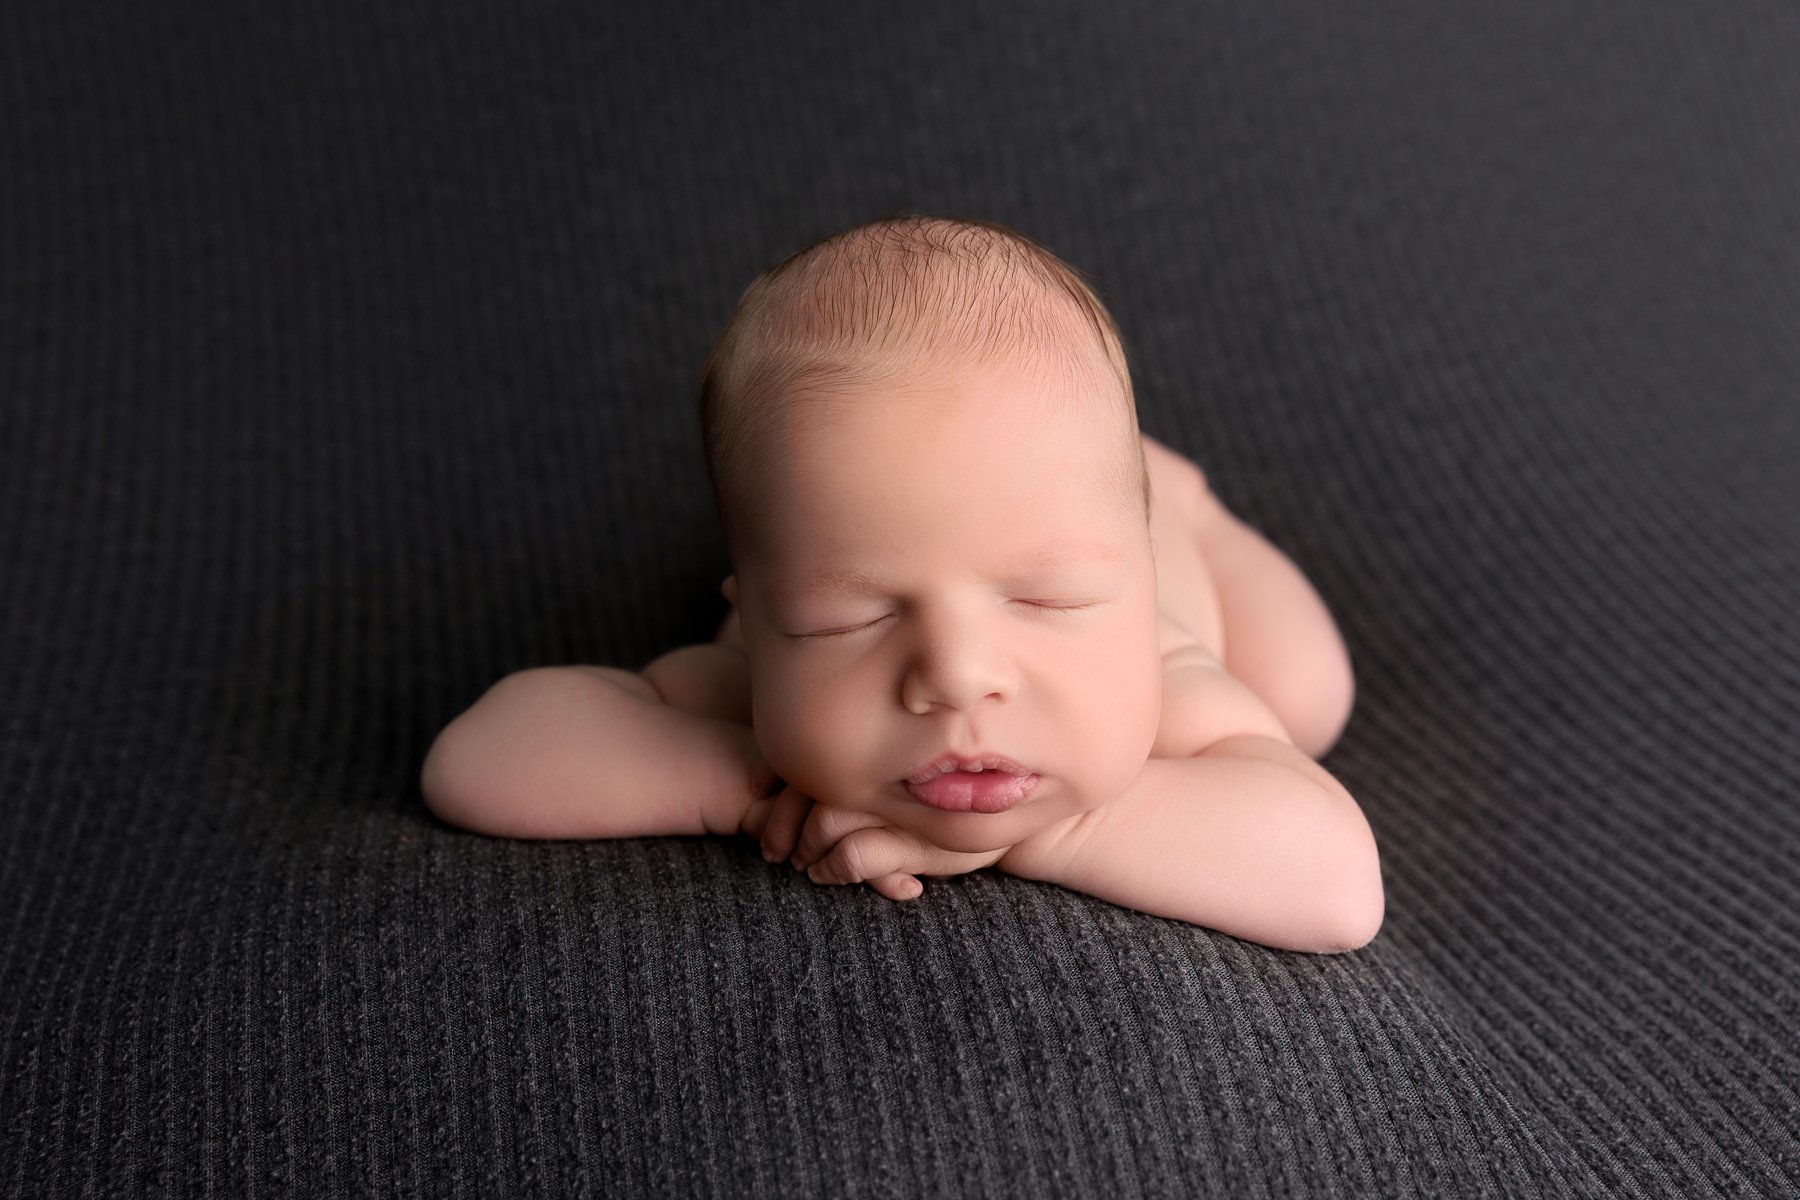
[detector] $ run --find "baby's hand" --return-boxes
[739,783,832,879]
[741,785,1004,901]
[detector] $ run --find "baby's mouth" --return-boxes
[905,754,1034,785]
[902,756,1039,814]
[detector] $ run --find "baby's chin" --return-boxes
[873,780,1091,856]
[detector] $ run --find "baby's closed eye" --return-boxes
[793,599,1105,639]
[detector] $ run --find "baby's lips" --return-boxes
[904,752,1035,785]
[903,770,1038,814]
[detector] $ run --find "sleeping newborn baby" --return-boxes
[421,213,1382,953]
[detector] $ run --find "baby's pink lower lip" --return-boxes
[903,771,1039,813]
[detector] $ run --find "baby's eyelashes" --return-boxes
[790,616,887,640]
[789,600,1107,640]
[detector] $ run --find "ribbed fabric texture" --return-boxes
[4,1,1798,1196]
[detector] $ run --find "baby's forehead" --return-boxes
[758,534,1130,596]
[775,350,1118,425]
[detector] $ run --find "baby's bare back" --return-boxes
[1141,432,1227,663]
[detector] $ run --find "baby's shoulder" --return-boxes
[1157,612,1218,666]
[1152,638,1292,758]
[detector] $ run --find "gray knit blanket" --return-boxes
[4,2,1797,1195]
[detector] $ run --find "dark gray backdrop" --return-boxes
[4,2,1798,1196]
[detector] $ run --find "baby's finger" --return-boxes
[869,873,925,902]
[807,825,911,886]
[740,796,773,841]
[758,786,813,864]
[791,802,885,871]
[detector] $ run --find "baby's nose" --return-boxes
[900,631,1017,714]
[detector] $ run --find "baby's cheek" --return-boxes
[1079,646,1164,802]
[750,669,866,796]
[746,675,811,777]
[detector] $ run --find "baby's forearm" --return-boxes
[421,667,766,840]
[1001,737,1383,953]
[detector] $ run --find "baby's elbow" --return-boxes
[1319,876,1385,954]
[420,715,489,832]
[1305,843,1385,954]
[1306,783,1385,953]
[419,676,537,835]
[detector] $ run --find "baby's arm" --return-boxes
[999,663,1383,954]
[420,650,774,840]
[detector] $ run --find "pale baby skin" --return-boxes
[421,359,1381,954]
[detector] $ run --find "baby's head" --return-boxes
[695,214,1163,852]
[700,213,1150,558]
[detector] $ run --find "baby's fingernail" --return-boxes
[762,847,777,862]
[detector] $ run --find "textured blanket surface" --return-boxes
[4,2,1798,1195]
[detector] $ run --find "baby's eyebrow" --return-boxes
[784,544,1123,599]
